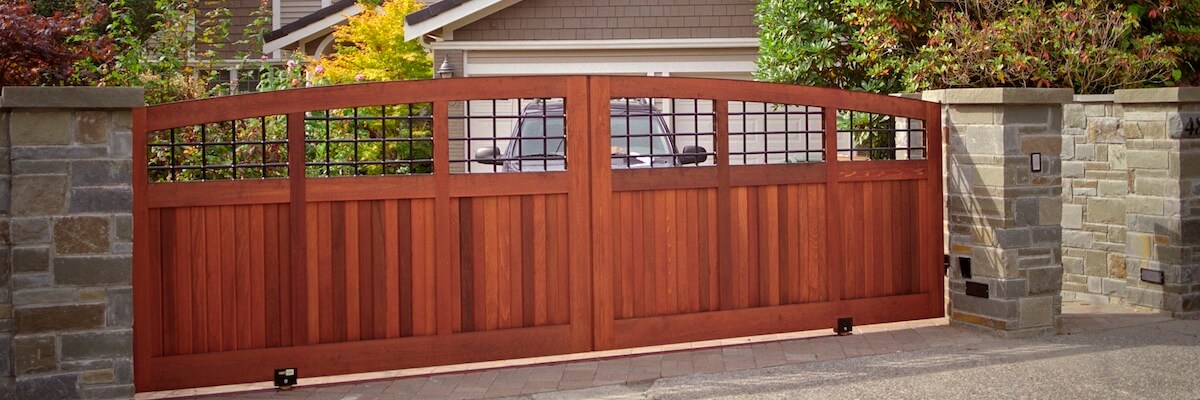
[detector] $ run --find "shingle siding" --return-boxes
[200,0,271,60]
[451,0,758,41]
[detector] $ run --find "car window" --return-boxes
[514,115,671,156]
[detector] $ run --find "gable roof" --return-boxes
[264,0,447,54]
[403,0,522,41]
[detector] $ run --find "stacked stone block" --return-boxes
[1115,88,1200,318]
[1060,95,1130,302]
[0,87,142,399]
[923,88,1072,337]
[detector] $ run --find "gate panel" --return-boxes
[595,77,942,351]
[133,76,942,391]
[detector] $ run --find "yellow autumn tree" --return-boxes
[312,0,432,83]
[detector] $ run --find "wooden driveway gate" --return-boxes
[132,76,943,391]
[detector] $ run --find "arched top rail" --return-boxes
[143,76,940,132]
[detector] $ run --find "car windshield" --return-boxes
[514,115,670,156]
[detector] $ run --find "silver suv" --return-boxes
[475,100,708,171]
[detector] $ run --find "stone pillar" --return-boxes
[922,88,1073,337]
[1115,88,1200,318]
[1060,95,1129,303]
[0,87,143,399]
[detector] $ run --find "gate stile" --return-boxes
[132,76,943,391]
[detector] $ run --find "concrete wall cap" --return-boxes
[918,88,1074,105]
[1113,87,1200,104]
[1073,94,1115,104]
[0,87,145,109]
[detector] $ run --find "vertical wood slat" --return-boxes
[586,76,611,350]
[434,101,453,336]
[131,107,155,387]
[925,109,947,313]
[714,100,733,311]
[823,108,845,304]
[286,112,310,345]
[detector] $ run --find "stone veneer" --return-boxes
[1115,88,1200,318]
[1060,95,1130,302]
[922,88,1073,337]
[0,87,142,400]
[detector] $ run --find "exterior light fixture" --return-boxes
[436,57,454,79]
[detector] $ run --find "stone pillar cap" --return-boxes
[1113,87,1200,104]
[918,88,1074,105]
[0,87,145,109]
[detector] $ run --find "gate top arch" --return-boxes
[132,76,943,392]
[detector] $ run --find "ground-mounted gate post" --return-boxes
[1113,88,1200,318]
[0,87,143,399]
[921,88,1073,337]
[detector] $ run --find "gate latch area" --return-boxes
[836,317,853,335]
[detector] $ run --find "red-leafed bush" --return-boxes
[0,0,113,88]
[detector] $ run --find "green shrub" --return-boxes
[904,0,1181,94]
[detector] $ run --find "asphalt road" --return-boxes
[518,319,1200,400]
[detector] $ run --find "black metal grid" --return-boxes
[304,104,434,177]
[450,98,566,173]
[147,116,289,182]
[728,102,824,165]
[836,110,927,161]
[610,98,715,169]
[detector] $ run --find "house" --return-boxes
[403,0,759,80]
[261,0,759,80]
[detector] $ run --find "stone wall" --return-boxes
[0,87,142,400]
[1116,88,1200,318]
[923,88,1073,338]
[1061,95,1129,303]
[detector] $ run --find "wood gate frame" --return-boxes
[132,76,943,391]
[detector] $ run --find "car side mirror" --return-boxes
[475,146,502,165]
[677,145,708,165]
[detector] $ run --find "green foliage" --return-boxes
[758,0,1189,95]
[755,0,935,93]
[906,0,1180,94]
[312,0,433,84]
[1122,0,1200,85]
[101,0,271,103]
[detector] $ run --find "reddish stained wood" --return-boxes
[663,190,678,315]
[448,198,463,333]
[344,201,361,342]
[234,207,253,350]
[307,176,435,202]
[263,205,281,348]
[763,186,781,306]
[287,112,310,346]
[132,107,153,385]
[494,194,513,329]
[146,180,287,208]
[714,100,733,311]
[384,200,401,337]
[423,200,440,334]
[137,76,945,392]
[140,324,575,392]
[149,209,167,356]
[839,161,928,182]
[729,164,825,188]
[304,204,320,345]
[531,195,548,326]
[572,76,598,351]
[823,109,845,304]
[433,101,454,336]
[612,293,939,350]
[316,203,334,343]
[249,206,267,349]
[370,202,387,339]
[397,200,414,337]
